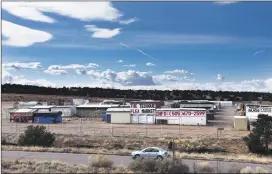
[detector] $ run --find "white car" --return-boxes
[131,147,170,160]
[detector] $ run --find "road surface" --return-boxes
[2,151,272,173]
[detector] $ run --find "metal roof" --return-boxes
[106,108,131,112]
[11,109,36,113]
[29,105,56,109]
[53,105,75,108]
[76,104,120,108]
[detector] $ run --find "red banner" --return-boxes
[155,110,206,117]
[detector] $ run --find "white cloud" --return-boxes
[214,1,238,5]
[153,74,181,82]
[119,18,137,25]
[85,25,121,39]
[2,70,55,87]
[3,62,42,70]
[117,60,124,63]
[76,69,87,75]
[164,69,194,76]
[86,69,155,86]
[2,20,52,47]
[216,73,225,81]
[123,64,136,67]
[146,62,155,67]
[44,69,67,75]
[2,70,13,84]
[2,2,122,23]
[48,63,99,70]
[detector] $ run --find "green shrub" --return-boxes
[243,114,272,154]
[18,125,55,147]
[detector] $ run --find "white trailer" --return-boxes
[245,104,272,122]
[155,108,207,126]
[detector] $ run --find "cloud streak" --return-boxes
[3,62,43,70]
[119,42,158,61]
[253,49,265,56]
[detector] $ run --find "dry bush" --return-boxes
[128,158,189,174]
[227,164,242,174]
[240,166,269,174]
[194,162,215,173]
[91,155,114,168]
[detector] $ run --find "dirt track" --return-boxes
[2,101,247,138]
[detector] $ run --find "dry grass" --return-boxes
[3,145,272,164]
[240,166,269,173]
[2,145,131,156]
[1,159,132,173]
[177,152,272,164]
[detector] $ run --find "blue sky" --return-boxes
[2,2,272,92]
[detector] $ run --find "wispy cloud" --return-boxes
[117,60,124,63]
[253,49,265,56]
[214,1,238,5]
[216,73,225,81]
[119,18,138,25]
[164,69,194,76]
[85,25,121,39]
[132,33,238,46]
[3,62,42,70]
[146,62,155,67]
[120,42,130,48]
[44,69,67,75]
[123,64,136,67]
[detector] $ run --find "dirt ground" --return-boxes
[1,100,248,139]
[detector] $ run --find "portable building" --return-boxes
[155,108,207,126]
[234,116,249,131]
[9,109,36,122]
[33,111,62,124]
[29,105,55,112]
[245,104,272,122]
[51,105,76,117]
[130,101,158,124]
[73,98,85,106]
[76,104,120,118]
[106,108,131,124]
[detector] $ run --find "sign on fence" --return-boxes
[155,110,206,117]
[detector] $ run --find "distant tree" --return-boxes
[243,114,272,154]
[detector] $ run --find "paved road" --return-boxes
[2,151,272,173]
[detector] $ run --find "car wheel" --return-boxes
[134,154,140,159]
[157,155,163,160]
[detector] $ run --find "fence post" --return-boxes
[160,124,162,136]
[111,125,114,137]
[93,127,95,136]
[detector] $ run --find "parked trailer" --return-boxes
[155,108,207,126]
[245,104,272,122]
